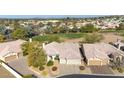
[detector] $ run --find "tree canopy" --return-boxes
[80,24,98,33]
[0,34,5,42]
[11,28,27,39]
[22,41,46,68]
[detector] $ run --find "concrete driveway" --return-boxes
[8,56,41,77]
[57,64,80,77]
[89,66,113,74]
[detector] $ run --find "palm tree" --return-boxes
[0,60,3,67]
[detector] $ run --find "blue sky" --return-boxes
[0,15,108,19]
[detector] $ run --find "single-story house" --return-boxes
[43,42,83,65]
[82,43,119,66]
[0,39,25,62]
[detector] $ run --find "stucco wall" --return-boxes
[87,59,108,66]
[60,59,81,65]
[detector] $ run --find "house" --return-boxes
[43,42,83,65]
[0,39,25,62]
[82,43,119,66]
[114,39,124,51]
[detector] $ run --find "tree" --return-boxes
[22,41,46,68]
[21,42,30,56]
[0,34,5,42]
[28,42,46,67]
[80,24,98,33]
[116,23,124,30]
[11,28,27,39]
[83,33,103,43]
[21,41,40,56]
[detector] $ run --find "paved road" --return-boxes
[58,74,124,78]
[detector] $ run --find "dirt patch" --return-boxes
[64,32,124,43]
[101,33,124,43]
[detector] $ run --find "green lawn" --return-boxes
[32,33,86,43]
[117,30,124,36]
[56,33,86,39]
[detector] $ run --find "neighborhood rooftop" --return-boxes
[82,43,119,60]
[44,42,82,59]
[0,39,25,61]
[0,39,25,54]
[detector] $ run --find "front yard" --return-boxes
[30,60,93,77]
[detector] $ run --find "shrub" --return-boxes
[23,74,34,78]
[47,60,54,66]
[83,33,103,43]
[39,66,45,71]
[117,67,124,73]
[52,66,57,71]
[109,42,114,45]
[111,66,116,70]
[42,71,48,76]
[54,55,59,60]
[79,66,85,70]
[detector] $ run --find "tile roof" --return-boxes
[44,42,82,59]
[83,43,117,60]
[0,39,25,57]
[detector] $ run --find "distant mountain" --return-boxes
[0,15,111,19]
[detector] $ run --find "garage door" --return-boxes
[5,55,17,62]
[88,60,102,66]
[67,59,81,65]
[60,59,67,64]
[88,60,108,66]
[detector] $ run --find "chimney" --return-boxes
[117,38,121,50]
[29,38,32,43]
[42,43,45,48]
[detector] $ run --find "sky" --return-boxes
[0,15,109,19]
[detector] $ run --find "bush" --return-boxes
[54,55,59,60]
[39,66,45,71]
[111,66,116,70]
[23,74,34,78]
[52,66,57,71]
[47,60,54,66]
[117,67,124,73]
[42,71,48,76]
[109,42,114,45]
[79,66,85,70]
[83,33,103,43]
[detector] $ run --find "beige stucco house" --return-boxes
[43,42,83,65]
[82,43,120,66]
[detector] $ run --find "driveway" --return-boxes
[57,64,80,77]
[0,66,15,78]
[8,56,41,77]
[89,66,113,74]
